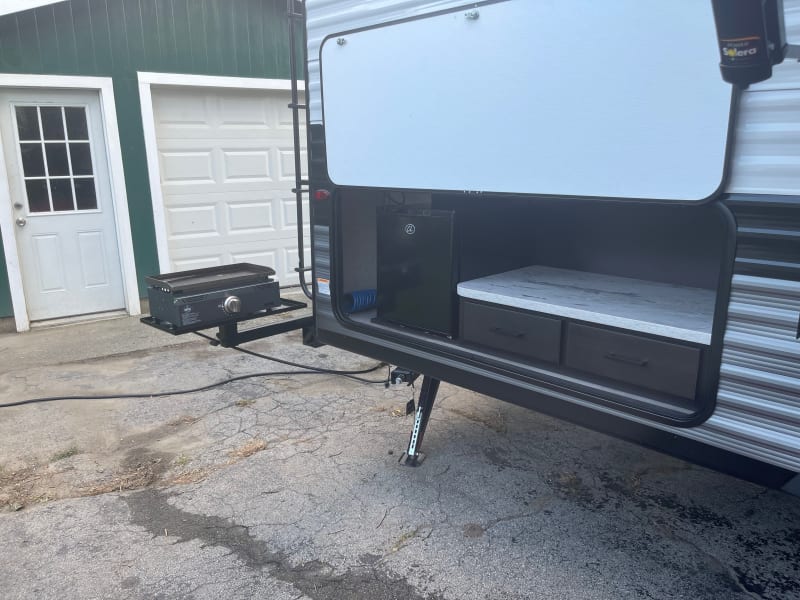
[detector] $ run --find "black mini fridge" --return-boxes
[376,208,457,337]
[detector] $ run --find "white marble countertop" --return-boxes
[457,266,715,344]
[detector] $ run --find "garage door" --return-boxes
[152,86,309,285]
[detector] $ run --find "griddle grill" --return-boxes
[148,264,275,295]
[142,264,305,337]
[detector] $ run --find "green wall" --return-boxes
[0,0,293,317]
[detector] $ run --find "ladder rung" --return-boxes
[288,103,308,110]
[295,267,313,273]
[288,0,305,19]
[292,188,310,194]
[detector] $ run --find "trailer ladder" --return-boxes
[288,0,312,299]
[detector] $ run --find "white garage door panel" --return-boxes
[223,150,270,181]
[228,201,275,232]
[153,86,308,285]
[166,205,219,238]
[162,190,305,238]
[159,150,216,184]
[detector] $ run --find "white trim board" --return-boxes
[137,72,305,274]
[137,72,305,91]
[0,74,140,332]
[0,1,66,17]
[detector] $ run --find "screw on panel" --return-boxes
[337,37,347,46]
[464,9,480,20]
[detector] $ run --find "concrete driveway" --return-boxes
[0,310,798,600]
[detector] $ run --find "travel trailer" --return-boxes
[290,0,800,492]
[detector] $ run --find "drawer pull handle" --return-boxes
[604,352,649,367]
[490,326,525,339]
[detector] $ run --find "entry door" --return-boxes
[0,89,125,322]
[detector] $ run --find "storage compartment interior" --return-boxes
[335,190,732,420]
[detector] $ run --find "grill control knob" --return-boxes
[223,296,242,314]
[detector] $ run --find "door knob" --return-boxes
[15,217,26,227]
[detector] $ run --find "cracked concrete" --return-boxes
[0,311,799,599]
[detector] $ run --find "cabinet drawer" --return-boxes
[564,323,701,399]
[460,300,561,364]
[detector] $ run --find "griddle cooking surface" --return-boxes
[146,263,276,294]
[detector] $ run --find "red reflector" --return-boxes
[314,189,331,201]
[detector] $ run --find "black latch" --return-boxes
[390,368,420,415]
[390,368,419,386]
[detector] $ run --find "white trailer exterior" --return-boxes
[304,0,800,488]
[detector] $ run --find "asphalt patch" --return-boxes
[124,488,444,600]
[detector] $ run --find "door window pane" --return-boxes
[69,143,93,176]
[74,179,97,210]
[50,179,74,211]
[25,180,50,212]
[45,143,70,176]
[15,104,99,213]
[20,144,45,177]
[65,107,88,140]
[15,107,41,141]
[40,107,65,140]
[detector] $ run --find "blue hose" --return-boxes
[343,289,377,314]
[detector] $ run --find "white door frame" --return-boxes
[137,72,305,274]
[0,74,140,332]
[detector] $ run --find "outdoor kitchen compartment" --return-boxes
[146,263,280,332]
[336,191,732,419]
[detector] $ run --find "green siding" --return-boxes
[0,0,292,318]
[0,242,11,316]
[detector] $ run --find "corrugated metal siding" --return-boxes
[733,199,800,280]
[313,224,330,286]
[747,0,800,92]
[727,0,800,195]
[708,1,800,472]
[0,0,292,317]
[0,0,290,84]
[695,270,800,471]
[726,90,800,195]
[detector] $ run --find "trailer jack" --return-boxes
[400,376,440,467]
